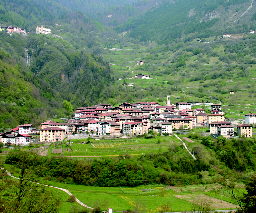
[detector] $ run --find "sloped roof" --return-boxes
[40,127,65,131]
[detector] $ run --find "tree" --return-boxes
[63,100,73,115]
[237,175,256,213]
[0,166,60,212]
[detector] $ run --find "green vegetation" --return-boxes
[4,134,256,187]
[3,133,256,211]
[3,0,256,212]
[0,159,60,212]
[61,136,179,157]
[0,48,44,131]
[115,0,253,43]
[0,0,114,130]
[100,32,256,119]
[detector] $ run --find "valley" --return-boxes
[1,0,256,212]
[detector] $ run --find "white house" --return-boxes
[218,125,234,138]
[88,119,99,134]
[176,102,191,110]
[36,26,51,34]
[1,133,31,146]
[245,113,256,125]
[99,122,111,135]
[15,134,32,146]
[161,122,172,135]
[19,124,32,135]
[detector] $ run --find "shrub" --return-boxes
[67,195,76,203]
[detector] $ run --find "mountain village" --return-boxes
[0,96,254,146]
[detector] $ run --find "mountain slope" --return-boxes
[45,0,139,18]
[0,48,45,131]
[115,0,255,43]
[0,0,114,129]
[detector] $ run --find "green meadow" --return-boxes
[35,180,242,212]
[47,136,182,157]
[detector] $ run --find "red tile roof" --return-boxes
[237,124,252,127]
[19,124,32,127]
[19,134,32,137]
[41,127,65,131]
[12,127,19,131]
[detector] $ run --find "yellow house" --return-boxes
[169,118,192,130]
[196,113,208,125]
[40,127,65,143]
[208,114,225,124]
[237,124,252,137]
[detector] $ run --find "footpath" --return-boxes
[173,134,197,160]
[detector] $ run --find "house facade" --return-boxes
[19,124,33,135]
[217,125,234,138]
[161,122,172,135]
[40,127,66,143]
[169,118,192,130]
[245,113,256,125]
[209,121,231,134]
[208,114,225,124]
[176,102,191,110]
[1,133,31,146]
[237,124,252,137]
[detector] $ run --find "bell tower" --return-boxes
[167,95,171,106]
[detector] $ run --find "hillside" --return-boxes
[95,0,169,27]
[115,0,255,43]
[2,0,256,130]
[43,0,139,19]
[101,27,256,119]
[0,48,44,132]
[0,0,114,130]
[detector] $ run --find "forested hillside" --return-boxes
[46,0,139,19]
[0,0,114,130]
[0,48,44,131]
[115,0,255,43]
[95,0,168,27]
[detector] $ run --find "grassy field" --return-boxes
[50,180,246,212]
[47,136,182,157]
[32,180,242,212]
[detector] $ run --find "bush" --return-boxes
[67,195,76,203]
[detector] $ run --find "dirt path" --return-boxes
[175,194,238,210]
[39,150,48,156]
[66,156,102,158]
[174,134,196,160]
[183,137,194,143]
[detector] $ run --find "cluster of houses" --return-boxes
[1,99,255,146]
[135,74,151,79]
[0,124,34,146]
[0,26,27,35]
[0,25,52,36]
[36,25,51,34]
